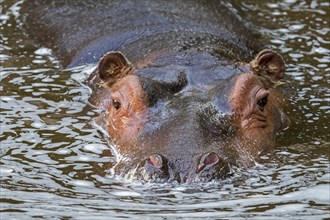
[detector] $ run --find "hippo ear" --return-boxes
[250,49,285,81]
[98,51,132,86]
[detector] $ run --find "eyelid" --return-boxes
[255,87,269,101]
[111,90,124,102]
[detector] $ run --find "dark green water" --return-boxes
[1,0,329,219]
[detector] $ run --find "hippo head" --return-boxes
[87,49,289,183]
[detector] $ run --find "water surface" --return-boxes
[1,0,329,219]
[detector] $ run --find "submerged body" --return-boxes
[23,0,290,183]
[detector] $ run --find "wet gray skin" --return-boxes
[22,0,290,183]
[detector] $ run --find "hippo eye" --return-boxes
[112,100,121,110]
[257,94,268,111]
[255,88,269,111]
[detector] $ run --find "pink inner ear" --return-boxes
[203,152,220,166]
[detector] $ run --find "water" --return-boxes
[1,0,329,219]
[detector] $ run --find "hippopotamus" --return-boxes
[22,0,290,183]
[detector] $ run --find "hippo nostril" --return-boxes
[143,154,169,181]
[147,154,163,168]
[197,152,220,172]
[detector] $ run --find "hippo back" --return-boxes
[22,0,262,67]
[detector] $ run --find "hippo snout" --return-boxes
[140,152,230,183]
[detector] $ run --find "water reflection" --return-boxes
[1,0,329,219]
